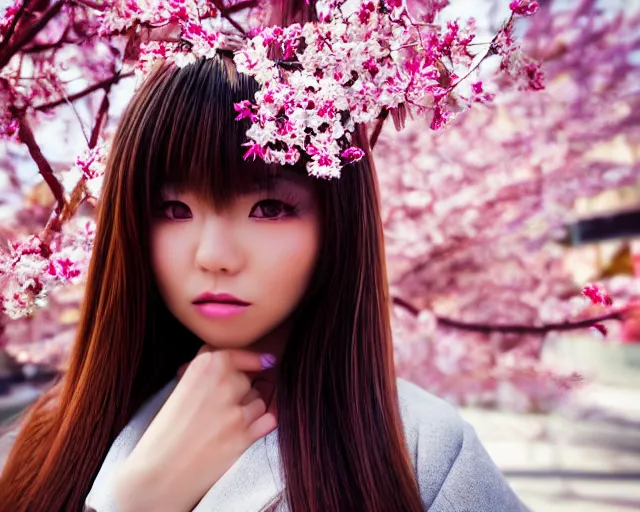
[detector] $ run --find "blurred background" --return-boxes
[0,0,639,510]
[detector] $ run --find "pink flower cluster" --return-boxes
[582,284,614,336]
[0,74,21,141]
[48,0,544,180]
[233,1,523,178]
[97,0,228,82]
[0,0,20,45]
[493,7,545,91]
[582,284,613,307]
[61,142,109,203]
[509,0,540,17]
[0,220,95,319]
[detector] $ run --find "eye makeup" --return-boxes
[155,174,315,219]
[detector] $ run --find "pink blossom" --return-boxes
[523,63,545,90]
[0,117,19,140]
[582,284,613,307]
[363,58,380,77]
[234,100,258,122]
[340,147,365,163]
[283,148,300,165]
[263,90,275,103]
[430,105,454,130]
[471,81,483,94]
[0,1,20,44]
[358,2,376,24]
[509,0,540,17]
[243,143,266,161]
[318,153,333,167]
[305,143,320,156]
[47,258,81,280]
[420,1,450,24]
[317,101,336,119]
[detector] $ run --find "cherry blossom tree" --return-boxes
[379,0,640,409]
[0,0,637,410]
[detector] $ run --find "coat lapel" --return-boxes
[86,377,285,511]
[193,428,284,511]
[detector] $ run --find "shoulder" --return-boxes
[396,378,465,481]
[397,377,462,428]
[396,378,527,511]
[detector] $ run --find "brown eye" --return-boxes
[159,201,192,220]
[249,200,296,219]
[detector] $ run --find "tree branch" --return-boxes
[392,296,627,334]
[212,0,246,36]
[448,14,516,93]
[21,23,72,53]
[34,70,134,111]
[0,0,31,55]
[16,113,66,214]
[70,0,106,10]
[437,311,625,334]
[41,79,114,247]
[0,0,65,69]
[225,0,259,15]
[369,109,389,149]
[89,88,109,148]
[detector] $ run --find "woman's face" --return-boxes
[150,169,320,350]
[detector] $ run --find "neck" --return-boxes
[248,318,292,365]
[244,320,293,415]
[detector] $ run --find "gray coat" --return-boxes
[1,378,528,511]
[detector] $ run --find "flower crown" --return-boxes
[108,0,542,179]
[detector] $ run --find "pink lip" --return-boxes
[194,302,249,318]
[192,292,250,318]
[192,292,250,306]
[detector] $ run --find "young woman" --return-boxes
[0,11,527,512]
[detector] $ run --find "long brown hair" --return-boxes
[0,6,423,512]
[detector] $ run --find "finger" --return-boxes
[251,378,276,407]
[242,397,267,425]
[226,370,253,402]
[247,410,278,441]
[240,387,261,406]
[223,349,277,373]
[266,390,277,416]
[179,345,214,380]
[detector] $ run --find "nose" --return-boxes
[194,215,245,275]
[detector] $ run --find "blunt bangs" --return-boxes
[137,57,287,211]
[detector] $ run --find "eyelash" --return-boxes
[156,194,301,221]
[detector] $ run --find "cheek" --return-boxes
[150,228,184,292]
[256,221,320,293]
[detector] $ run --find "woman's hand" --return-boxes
[112,346,278,512]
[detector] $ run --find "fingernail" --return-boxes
[261,354,277,369]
